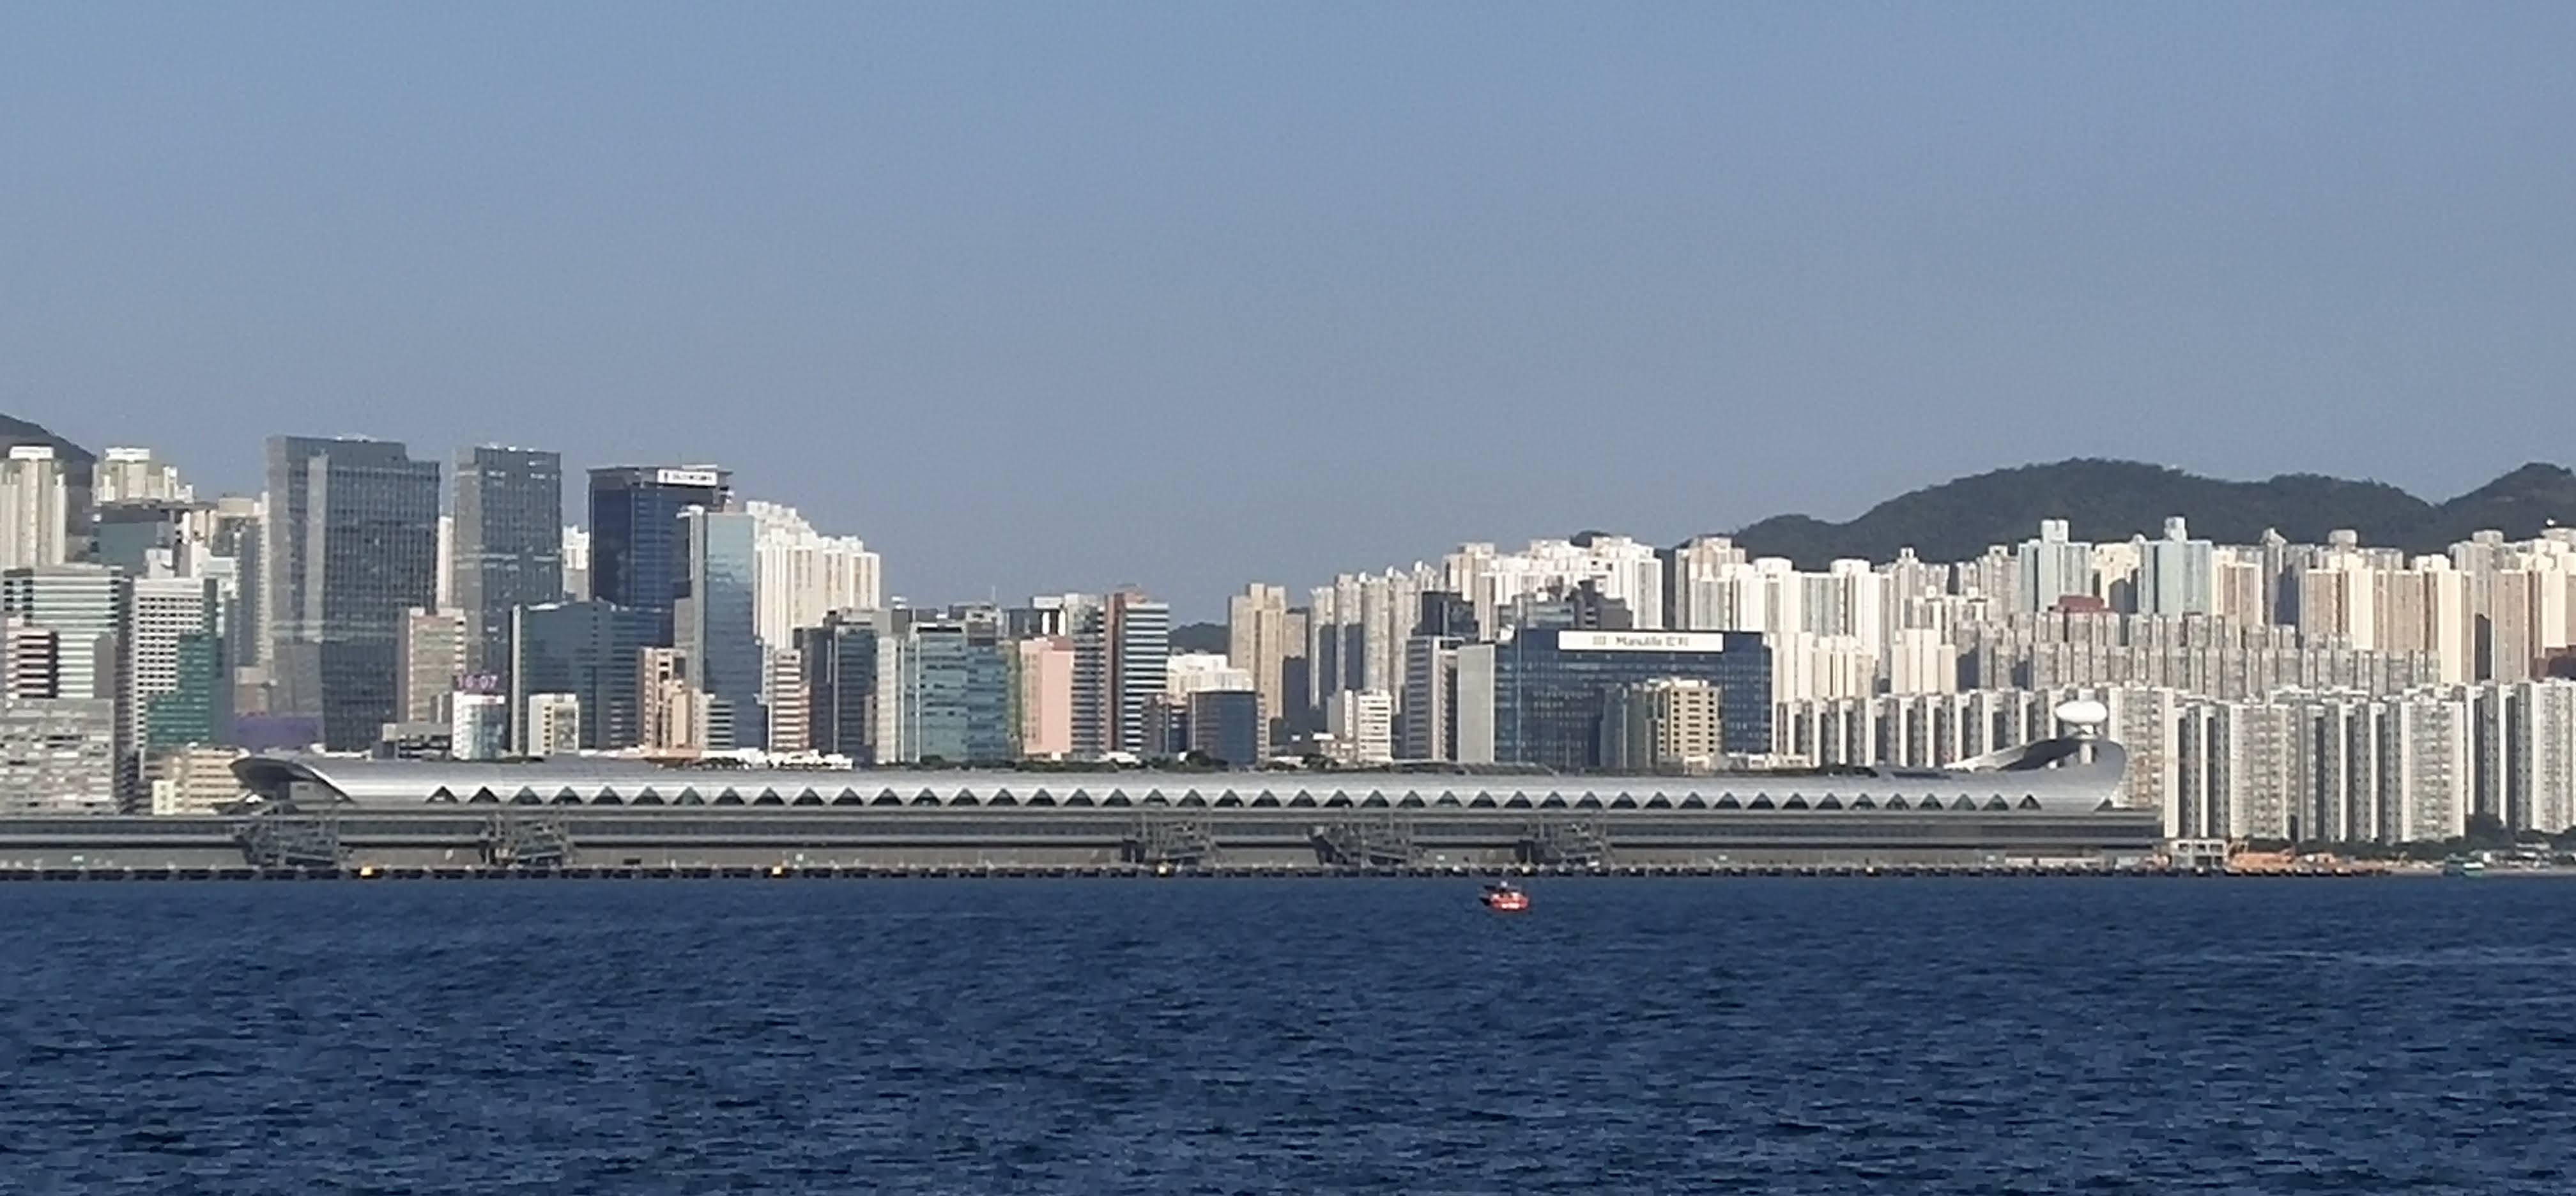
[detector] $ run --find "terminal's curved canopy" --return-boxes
[233,738,2130,814]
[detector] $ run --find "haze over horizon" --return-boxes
[7,3,2573,617]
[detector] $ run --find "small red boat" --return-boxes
[1481,881,1530,912]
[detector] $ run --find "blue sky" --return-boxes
[4,3,2572,617]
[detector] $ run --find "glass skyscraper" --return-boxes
[677,507,763,749]
[454,446,564,691]
[263,436,440,749]
[587,465,730,643]
[888,612,1011,763]
[512,599,659,751]
[1473,629,1774,770]
[144,631,229,749]
[1187,689,1264,767]
[798,614,880,763]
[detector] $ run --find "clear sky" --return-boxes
[5,4,2572,618]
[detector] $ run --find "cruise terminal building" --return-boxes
[0,731,2159,872]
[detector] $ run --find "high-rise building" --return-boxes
[1886,627,1958,695]
[434,514,454,611]
[1073,590,1169,757]
[1227,583,1291,739]
[1014,636,1076,760]
[0,696,118,813]
[511,600,658,751]
[2298,558,2377,650]
[1397,591,1480,762]
[2137,518,2216,617]
[130,577,218,751]
[2016,519,2095,613]
[143,627,230,750]
[747,501,881,652]
[449,691,509,762]
[1399,635,1462,762]
[2497,681,2576,832]
[453,447,564,693]
[0,416,94,565]
[96,447,190,505]
[798,614,880,762]
[1307,582,1344,717]
[1007,593,1094,640]
[1496,581,1635,635]
[92,500,201,576]
[1456,536,1667,631]
[4,618,61,698]
[764,650,810,753]
[1112,592,1170,756]
[0,446,73,570]
[1,565,133,806]
[146,745,245,815]
[2,565,132,708]
[2479,566,2559,684]
[561,526,591,602]
[1598,678,1726,773]
[1186,690,1264,766]
[1165,652,1253,697]
[636,647,697,752]
[1457,629,1773,769]
[676,507,762,749]
[204,496,263,675]
[1324,689,1395,764]
[263,436,440,748]
[878,610,1011,763]
[524,692,583,758]
[1663,535,1751,631]
[587,465,730,641]
[396,608,466,725]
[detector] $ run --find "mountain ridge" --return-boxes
[1727,459,2576,568]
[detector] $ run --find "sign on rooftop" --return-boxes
[654,468,722,487]
[1559,631,1730,653]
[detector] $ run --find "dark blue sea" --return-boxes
[4,878,2573,1193]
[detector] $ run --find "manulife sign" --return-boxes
[1556,631,1731,653]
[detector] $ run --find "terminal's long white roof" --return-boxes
[236,738,2129,813]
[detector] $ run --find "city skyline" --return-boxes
[18,406,2576,850]
[8,6,2575,615]
[18,420,2576,623]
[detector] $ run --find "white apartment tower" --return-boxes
[1227,582,1292,735]
[2138,517,2216,617]
[96,447,191,504]
[2016,520,2094,613]
[0,447,72,570]
[747,502,882,652]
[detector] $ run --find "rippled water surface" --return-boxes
[4,878,2572,1193]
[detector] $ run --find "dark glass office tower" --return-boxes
[1485,629,1773,769]
[511,599,658,750]
[1186,690,1263,767]
[263,436,440,750]
[587,466,730,643]
[799,613,880,763]
[676,507,763,749]
[454,447,564,691]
